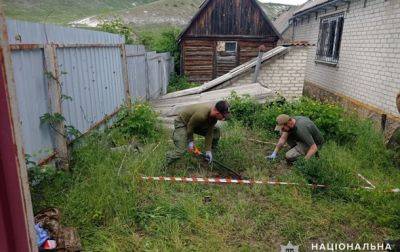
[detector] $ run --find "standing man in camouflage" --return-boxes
[267,114,324,162]
[166,100,230,165]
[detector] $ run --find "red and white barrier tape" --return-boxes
[141,176,400,193]
[140,176,400,193]
[142,176,322,187]
[357,173,376,189]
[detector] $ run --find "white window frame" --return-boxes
[224,41,237,53]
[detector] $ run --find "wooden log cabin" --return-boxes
[178,0,282,83]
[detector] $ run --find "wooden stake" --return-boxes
[247,138,275,145]
[44,44,69,170]
[120,44,131,106]
[252,50,263,83]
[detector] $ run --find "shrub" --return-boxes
[99,18,135,44]
[228,93,365,143]
[137,27,181,72]
[110,103,161,143]
[168,73,199,92]
[228,92,262,128]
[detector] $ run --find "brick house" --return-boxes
[282,0,400,131]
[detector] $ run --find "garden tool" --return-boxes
[191,147,244,179]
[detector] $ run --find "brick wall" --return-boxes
[227,46,309,100]
[292,0,400,117]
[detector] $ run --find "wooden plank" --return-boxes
[252,50,263,83]
[120,45,131,105]
[152,83,275,117]
[44,44,69,170]
[163,46,288,100]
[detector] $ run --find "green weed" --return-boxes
[31,99,400,250]
[110,103,162,144]
[168,73,199,93]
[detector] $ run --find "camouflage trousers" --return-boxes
[166,117,220,165]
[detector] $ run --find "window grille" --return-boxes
[316,13,344,64]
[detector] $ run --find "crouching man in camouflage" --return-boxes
[267,114,324,162]
[166,100,230,165]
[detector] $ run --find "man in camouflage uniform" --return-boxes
[166,100,230,165]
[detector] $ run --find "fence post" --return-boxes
[120,44,131,106]
[44,44,69,170]
[158,57,163,96]
[145,52,150,100]
[161,55,168,95]
[252,50,263,83]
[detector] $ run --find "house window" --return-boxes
[316,13,344,64]
[217,41,237,53]
[225,42,237,53]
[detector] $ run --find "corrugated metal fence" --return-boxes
[125,45,173,101]
[7,19,174,163]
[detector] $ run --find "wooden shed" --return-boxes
[178,0,282,83]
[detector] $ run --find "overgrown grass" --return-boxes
[31,100,400,251]
[167,73,199,93]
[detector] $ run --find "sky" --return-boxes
[258,0,308,5]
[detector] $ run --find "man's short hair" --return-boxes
[215,100,230,119]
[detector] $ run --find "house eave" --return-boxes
[291,0,350,19]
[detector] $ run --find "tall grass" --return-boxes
[31,100,400,250]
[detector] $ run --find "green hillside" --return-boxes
[2,0,157,24]
[3,0,293,27]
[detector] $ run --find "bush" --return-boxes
[110,103,161,144]
[228,92,262,128]
[228,92,400,200]
[137,27,181,72]
[168,73,199,93]
[99,18,135,44]
[228,93,365,143]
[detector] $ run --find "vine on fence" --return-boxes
[41,71,81,141]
